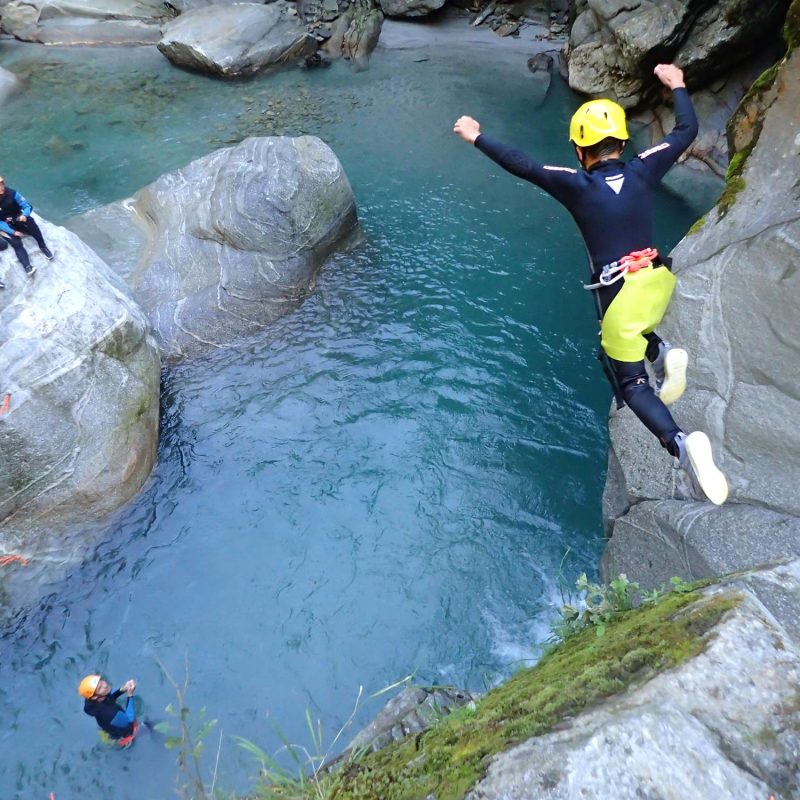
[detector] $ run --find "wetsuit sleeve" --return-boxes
[14,191,32,216]
[633,88,698,185]
[474,134,580,206]
[0,221,15,236]
[109,696,135,729]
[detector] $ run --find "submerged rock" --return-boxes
[0,67,20,104]
[0,220,160,566]
[71,136,360,361]
[158,2,317,77]
[0,0,173,45]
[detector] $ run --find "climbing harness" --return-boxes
[0,554,29,567]
[99,720,139,748]
[583,248,659,290]
[117,720,140,748]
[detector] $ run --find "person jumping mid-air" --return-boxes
[453,63,727,505]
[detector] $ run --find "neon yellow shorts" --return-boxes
[600,265,676,362]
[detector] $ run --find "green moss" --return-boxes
[784,0,800,51]
[714,0,798,222]
[687,214,707,236]
[274,590,740,800]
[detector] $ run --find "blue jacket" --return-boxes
[0,188,33,237]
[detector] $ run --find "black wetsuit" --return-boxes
[84,689,136,739]
[473,88,699,453]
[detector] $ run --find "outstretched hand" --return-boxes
[123,679,137,696]
[654,63,685,90]
[454,116,481,144]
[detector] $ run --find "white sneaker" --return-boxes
[657,347,688,405]
[675,431,728,505]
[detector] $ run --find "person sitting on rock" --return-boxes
[79,674,139,745]
[453,63,728,505]
[0,176,53,279]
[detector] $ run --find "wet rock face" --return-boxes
[0,220,160,556]
[72,136,360,362]
[158,2,317,77]
[566,0,791,106]
[468,561,800,800]
[349,686,479,754]
[0,0,173,45]
[602,48,800,584]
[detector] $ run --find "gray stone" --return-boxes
[566,0,790,108]
[0,0,172,44]
[0,219,160,564]
[468,561,800,799]
[71,136,360,361]
[349,685,478,753]
[602,500,800,589]
[158,2,317,77]
[378,0,444,18]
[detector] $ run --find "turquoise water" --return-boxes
[0,43,710,798]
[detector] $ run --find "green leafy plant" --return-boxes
[550,570,697,643]
[238,675,414,800]
[154,654,222,800]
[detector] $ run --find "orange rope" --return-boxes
[0,555,29,567]
[0,393,10,415]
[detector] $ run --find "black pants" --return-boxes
[0,233,31,269]
[607,331,682,456]
[8,215,47,250]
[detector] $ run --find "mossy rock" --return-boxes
[255,589,739,800]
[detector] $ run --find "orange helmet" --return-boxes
[78,674,101,699]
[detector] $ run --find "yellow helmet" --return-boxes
[78,674,101,699]
[569,99,629,146]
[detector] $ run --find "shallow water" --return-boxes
[0,41,713,798]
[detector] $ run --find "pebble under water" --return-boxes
[0,41,714,798]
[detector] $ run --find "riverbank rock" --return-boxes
[468,561,800,800]
[601,32,800,586]
[71,136,360,361]
[321,0,383,67]
[0,219,160,570]
[378,0,444,18]
[0,0,173,44]
[565,0,790,108]
[349,686,478,754]
[158,2,317,77]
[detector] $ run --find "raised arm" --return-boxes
[453,115,580,205]
[635,64,699,185]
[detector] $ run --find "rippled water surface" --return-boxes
[0,41,707,798]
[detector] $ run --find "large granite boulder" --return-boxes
[602,40,800,585]
[70,136,360,361]
[469,561,800,800]
[0,219,160,573]
[0,0,173,45]
[566,0,791,107]
[157,2,317,77]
